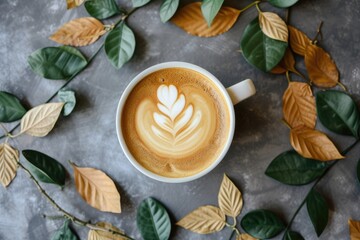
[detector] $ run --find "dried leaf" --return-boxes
[271,48,296,74]
[171,2,240,37]
[218,174,243,218]
[237,233,258,240]
[177,205,225,234]
[290,126,344,161]
[71,163,121,213]
[66,0,85,9]
[20,102,64,137]
[288,25,311,56]
[305,44,339,88]
[0,143,19,187]
[88,222,126,240]
[349,219,360,240]
[259,12,288,42]
[50,17,106,47]
[283,82,316,129]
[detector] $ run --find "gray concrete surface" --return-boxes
[1,0,360,239]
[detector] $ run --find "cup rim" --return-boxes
[115,61,235,183]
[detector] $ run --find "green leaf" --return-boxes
[28,47,87,80]
[137,197,171,240]
[105,23,136,69]
[306,189,329,237]
[0,92,27,122]
[241,209,285,239]
[51,220,79,240]
[201,0,224,26]
[160,0,180,23]
[357,159,360,185]
[57,89,76,117]
[268,0,299,8]
[132,0,151,8]
[316,90,360,139]
[240,17,288,72]
[265,150,328,185]
[284,230,305,240]
[22,150,66,186]
[84,0,121,20]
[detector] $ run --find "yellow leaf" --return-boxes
[20,102,64,137]
[237,233,258,240]
[218,174,243,218]
[0,143,19,187]
[259,12,288,42]
[283,82,316,129]
[290,126,344,161]
[349,219,360,240]
[72,163,121,213]
[288,25,311,56]
[171,2,240,37]
[271,48,296,74]
[305,44,339,88]
[66,0,85,9]
[176,205,225,234]
[88,222,126,240]
[50,17,106,47]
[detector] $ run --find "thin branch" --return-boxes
[19,162,134,240]
[312,21,324,44]
[240,1,260,13]
[283,139,360,236]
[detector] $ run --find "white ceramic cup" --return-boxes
[116,62,256,183]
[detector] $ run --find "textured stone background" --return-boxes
[1,0,360,239]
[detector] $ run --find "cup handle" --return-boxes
[226,79,256,105]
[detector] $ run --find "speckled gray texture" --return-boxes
[0,0,360,239]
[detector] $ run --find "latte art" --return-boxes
[121,68,231,178]
[135,84,215,158]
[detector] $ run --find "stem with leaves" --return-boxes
[283,139,360,237]
[0,8,138,140]
[18,162,134,240]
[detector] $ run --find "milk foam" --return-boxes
[135,84,215,158]
[121,68,231,178]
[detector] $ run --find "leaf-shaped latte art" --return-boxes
[152,84,200,143]
[135,84,217,159]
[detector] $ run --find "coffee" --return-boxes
[121,68,231,178]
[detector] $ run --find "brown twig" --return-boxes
[312,21,324,44]
[19,162,134,240]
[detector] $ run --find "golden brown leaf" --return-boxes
[88,222,126,240]
[218,174,243,218]
[20,102,64,137]
[50,17,106,47]
[288,25,311,56]
[237,233,258,240]
[171,2,240,37]
[72,163,121,213]
[349,219,360,240]
[176,205,226,234]
[0,143,19,187]
[259,12,288,42]
[283,82,316,129]
[271,48,296,74]
[290,126,344,161]
[305,44,339,88]
[66,0,85,9]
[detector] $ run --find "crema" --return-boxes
[121,68,231,178]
